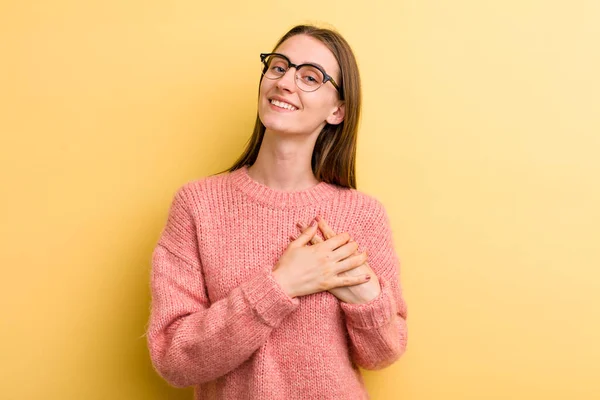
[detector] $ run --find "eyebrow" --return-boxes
[278,53,327,71]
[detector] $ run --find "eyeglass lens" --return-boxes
[262,55,325,92]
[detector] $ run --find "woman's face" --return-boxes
[258,34,344,137]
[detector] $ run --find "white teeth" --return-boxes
[270,99,297,111]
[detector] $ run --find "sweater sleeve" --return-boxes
[339,199,408,370]
[146,186,300,388]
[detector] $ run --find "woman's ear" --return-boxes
[326,101,345,125]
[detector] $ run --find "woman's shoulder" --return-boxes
[328,187,391,232]
[168,170,232,208]
[334,186,387,215]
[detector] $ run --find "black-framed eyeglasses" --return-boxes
[260,52,343,98]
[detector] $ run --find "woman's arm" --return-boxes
[338,200,408,370]
[146,186,299,388]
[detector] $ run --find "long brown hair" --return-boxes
[218,24,361,189]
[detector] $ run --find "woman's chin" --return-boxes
[264,126,299,136]
[261,119,297,135]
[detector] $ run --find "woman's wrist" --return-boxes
[339,282,381,304]
[272,269,296,299]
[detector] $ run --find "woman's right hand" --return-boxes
[272,220,370,298]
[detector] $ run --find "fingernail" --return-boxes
[316,215,322,222]
[310,220,317,227]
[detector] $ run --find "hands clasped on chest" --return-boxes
[272,215,381,305]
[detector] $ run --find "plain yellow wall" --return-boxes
[1,0,599,399]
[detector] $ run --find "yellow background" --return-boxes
[1,0,599,399]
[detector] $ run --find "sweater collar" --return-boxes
[229,165,340,209]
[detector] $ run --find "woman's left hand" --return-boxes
[295,216,382,304]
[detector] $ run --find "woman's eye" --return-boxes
[272,65,286,74]
[301,74,319,84]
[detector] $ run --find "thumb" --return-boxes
[293,220,318,246]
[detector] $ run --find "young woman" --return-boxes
[147,24,408,399]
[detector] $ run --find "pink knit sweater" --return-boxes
[147,165,408,399]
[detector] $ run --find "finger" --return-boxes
[335,251,368,274]
[291,220,318,247]
[320,231,351,251]
[332,274,371,289]
[331,240,359,261]
[316,216,360,255]
[316,215,336,239]
[290,227,303,241]
[297,221,324,245]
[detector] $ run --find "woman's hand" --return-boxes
[296,216,381,304]
[272,220,371,299]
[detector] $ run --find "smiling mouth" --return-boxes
[270,99,298,111]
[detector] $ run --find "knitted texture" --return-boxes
[147,165,408,400]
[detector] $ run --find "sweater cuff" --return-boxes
[339,279,397,329]
[241,270,300,328]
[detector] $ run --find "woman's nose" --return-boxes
[275,68,297,93]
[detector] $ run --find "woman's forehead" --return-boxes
[275,35,340,77]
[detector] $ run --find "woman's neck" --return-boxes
[247,130,320,192]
